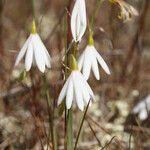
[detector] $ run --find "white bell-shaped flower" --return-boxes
[71,0,87,42]
[58,55,94,111]
[133,95,150,121]
[15,21,51,73]
[78,35,110,80]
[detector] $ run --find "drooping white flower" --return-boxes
[71,0,87,42]
[78,45,110,80]
[58,55,94,111]
[15,21,51,73]
[133,95,150,121]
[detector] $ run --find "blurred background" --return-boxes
[0,0,150,149]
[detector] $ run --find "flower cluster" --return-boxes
[15,0,138,111]
[58,0,110,110]
[15,0,111,111]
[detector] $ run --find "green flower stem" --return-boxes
[90,0,104,30]
[64,1,79,149]
[64,12,68,79]
[67,109,73,150]
[31,0,38,34]
[31,0,35,19]
[66,41,79,150]
[73,42,78,59]
[74,100,91,150]
[64,11,68,149]
[64,9,74,150]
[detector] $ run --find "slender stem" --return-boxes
[31,0,35,19]
[64,10,68,150]
[90,0,104,30]
[64,1,75,149]
[66,40,79,150]
[74,100,91,150]
[64,13,68,79]
[73,42,78,59]
[87,120,102,147]
[67,109,73,150]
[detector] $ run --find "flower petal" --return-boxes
[73,71,84,111]
[37,35,51,68]
[91,53,100,80]
[33,34,45,73]
[79,72,94,100]
[77,0,87,41]
[139,109,148,121]
[78,0,86,24]
[76,13,81,40]
[78,51,85,71]
[43,48,51,68]
[15,35,31,66]
[95,50,110,75]
[66,79,74,109]
[76,72,91,105]
[71,1,78,41]
[58,75,71,105]
[83,49,92,80]
[25,41,33,71]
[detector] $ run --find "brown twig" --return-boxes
[86,119,102,147]
[101,136,116,150]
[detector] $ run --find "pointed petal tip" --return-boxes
[15,55,23,67]
[84,75,89,81]
[57,97,63,106]
[106,68,111,75]
[25,68,30,72]
[66,104,72,110]
[14,61,18,67]
[25,69,31,73]
[79,106,84,111]
[92,96,96,102]
[36,59,45,73]
[39,67,45,73]
[87,99,92,107]
[95,76,100,80]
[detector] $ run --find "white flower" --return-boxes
[78,45,110,80]
[58,70,94,111]
[133,95,150,121]
[71,0,87,42]
[15,33,51,73]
